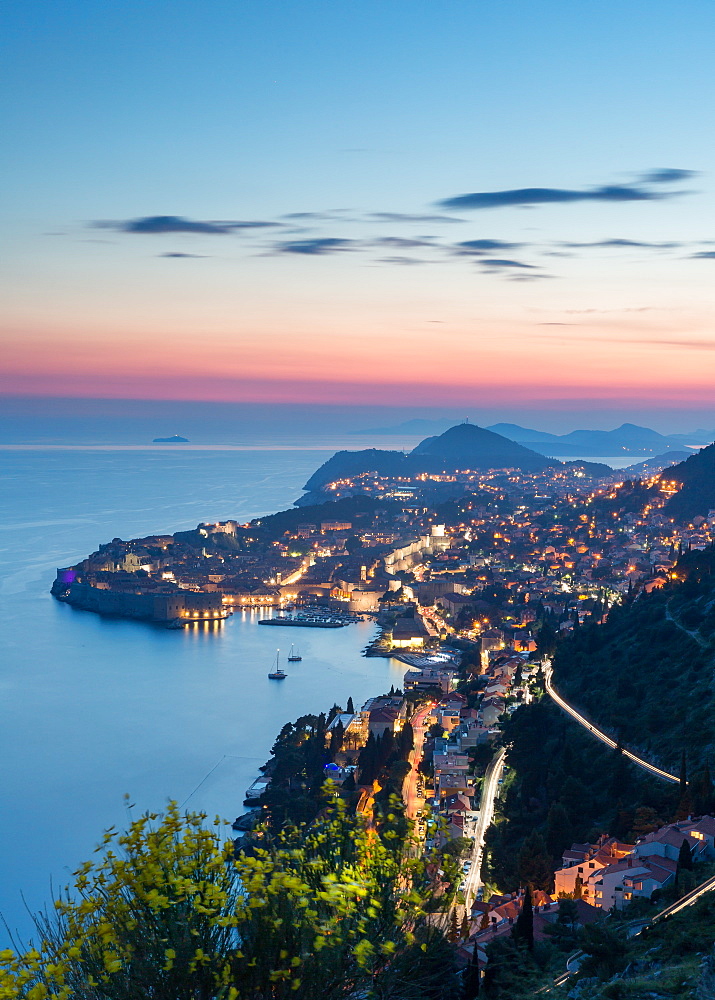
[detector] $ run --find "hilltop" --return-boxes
[410,422,555,471]
[303,422,557,492]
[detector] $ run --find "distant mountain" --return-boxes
[410,422,555,472]
[623,451,690,477]
[350,418,714,459]
[153,434,189,443]
[486,422,559,444]
[664,442,715,519]
[489,422,694,458]
[303,423,557,492]
[667,429,715,446]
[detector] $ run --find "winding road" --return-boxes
[543,663,679,785]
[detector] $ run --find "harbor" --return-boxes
[258,607,367,628]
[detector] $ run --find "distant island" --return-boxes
[152,434,189,443]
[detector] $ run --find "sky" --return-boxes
[2,0,715,436]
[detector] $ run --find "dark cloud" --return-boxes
[96,216,280,234]
[271,237,356,255]
[437,182,683,211]
[639,168,697,184]
[479,258,537,269]
[455,239,525,255]
[159,252,208,258]
[368,212,465,224]
[690,251,715,259]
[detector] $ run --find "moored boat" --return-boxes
[268,649,287,679]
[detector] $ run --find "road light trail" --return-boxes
[463,746,506,909]
[544,665,678,785]
[650,873,715,921]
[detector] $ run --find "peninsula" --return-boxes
[44,423,715,992]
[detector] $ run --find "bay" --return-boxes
[0,448,404,944]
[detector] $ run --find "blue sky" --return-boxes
[2,0,714,430]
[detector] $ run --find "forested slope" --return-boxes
[553,549,715,771]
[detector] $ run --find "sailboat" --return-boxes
[268,649,287,680]
[287,644,302,662]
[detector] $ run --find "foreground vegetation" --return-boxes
[0,793,459,1000]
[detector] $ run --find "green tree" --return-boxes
[517,831,553,892]
[545,802,572,860]
[678,837,694,871]
[512,886,534,952]
[693,761,714,815]
[578,923,628,980]
[463,944,481,998]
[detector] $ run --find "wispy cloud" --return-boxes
[638,168,698,184]
[690,251,715,259]
[455,239,525,255]
[158,252,208,258]
[479,258,537,269]
[270,237,357,255]
[541,332,715,351]
[373,237,435,249]
[437,172,693,211]
[374,256,428,266]
[559,238,682,249]
[96,215,281,234]
[281,210,351,222]
[367,212,465,224]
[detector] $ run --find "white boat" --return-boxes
[268,649,287,680]
[287,644,302,662]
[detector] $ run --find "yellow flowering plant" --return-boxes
[0,788,458,999]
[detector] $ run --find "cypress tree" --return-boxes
[463,944,481,998]
[448,909,459,943]
[400,721,414,756]
[329,718,344,754]
[461,912,471,940]
[513,886,534,951]
[346,696,354,715]
[678,838,693,871]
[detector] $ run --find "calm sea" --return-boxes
[0,448,405,944]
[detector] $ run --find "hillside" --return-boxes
[552,550,715,771]
[304,423,557,491]
[665,441,715,520]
